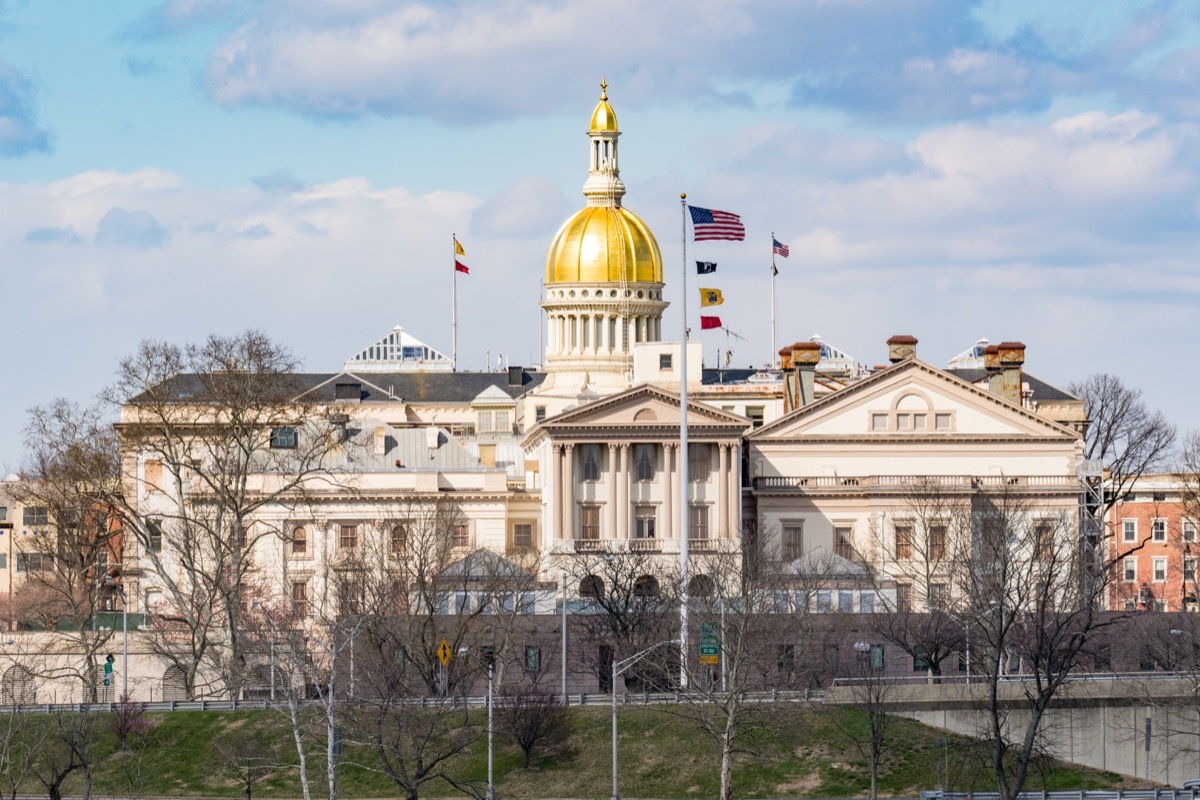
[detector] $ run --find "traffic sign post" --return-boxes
[104,653,114,687]
[699,622,719,665]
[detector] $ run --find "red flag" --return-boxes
[455,261,469,274]
[700,315,722,330]
[455,238,469,274]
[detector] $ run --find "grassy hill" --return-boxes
[7,703,1135,799]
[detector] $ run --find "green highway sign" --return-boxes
[699,622,719,665]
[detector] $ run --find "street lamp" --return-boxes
[561,570,569,705]
[104,577,128,699]
[611,641,675,800]
[459,646,495,800]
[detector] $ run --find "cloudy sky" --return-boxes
[3,0,1200,465]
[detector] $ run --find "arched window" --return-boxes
[1,666,35,704]
[162,665,188,701]
[688,574,714,598]
[391,525,407,555]
[291,526,307,556]
[634,575,660,598]
[580,574,605,599]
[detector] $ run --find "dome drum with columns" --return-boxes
[540,83,666,394]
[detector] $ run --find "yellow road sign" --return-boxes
[437,639,452,667]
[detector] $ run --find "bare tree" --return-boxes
[494,685,571,768]
[29,708,101,800]
[827,646,899,800]
[963,487,1122,800]
[1069,374,1176,513]
[0,709,44,800]
[13,400,122,701]
[98,331,344,699]
[215,723,285,800]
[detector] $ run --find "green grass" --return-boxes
[8,704,1138,799]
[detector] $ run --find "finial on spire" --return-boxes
[600,78,608,100]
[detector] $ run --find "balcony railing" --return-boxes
[753,474,1080,491]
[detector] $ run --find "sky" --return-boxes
[3,0,1200,467]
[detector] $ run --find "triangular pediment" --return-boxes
[523,384,749,446]
[471,385,517,407]
[751,360,1077,441]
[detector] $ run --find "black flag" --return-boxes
[696,261,717,274]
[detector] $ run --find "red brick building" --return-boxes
[1108,474,1199,612]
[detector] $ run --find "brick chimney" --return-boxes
[985,342,1026,405]
[887,335,918,364]
[784,341,821,413]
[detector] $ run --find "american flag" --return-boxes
[773,238,790,258]
[688,206,745,241]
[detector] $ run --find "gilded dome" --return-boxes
[545,205,663,284]
[590,82,618,132]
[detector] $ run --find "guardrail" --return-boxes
[0,688,825,715]
[922,791,1200,800]
[755,475,1080,491]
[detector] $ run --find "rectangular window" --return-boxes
[291,526,308,556]
[144,459,163,493]
[1153,518,1167,542]
[1123,557,1138,583]
[1153,557,1167,582]
[22,507,49,526]
[635,444,655,481]
[871,413,888,431]
[338,580,362,616]
[1185,520,1198,543]
[782,524,803,561]
[928,524,946,560]
[581,444,601,482]
[870,644,885,670]
[0,506,7,522]
[895,525,913,560]
[525,646,542,673]
[451,523,470,548]
[860,590,876,614]
[1123,519,1137,542]
[689,444,711,482]
[935,413,952,431]
[339,524,359,551]
[292,581,308,618]
[834,526,853,560]
[1185,557,1197,584]
[1033,521,1054,561]
[896,583,911,613]
[837,589,854,611]
[0,554,5,569]
[914,653,930,672]
[147,519,163,553]
[746,407,764,428]
[912,413,926,431]
[690,505,709,541]
[816,589,832,612]
[513,523,533,549]
[580,506,600,541]
[659,353,673,370]
[634,506,656,539]
[535,405,547,423]
[896,414,912,432]
[16,552,51,572]
[929,583,949,609]
[270,427,297,449]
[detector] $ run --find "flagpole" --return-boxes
[679,193,690,691]
[771,231,777,369]
[452,234,458,372]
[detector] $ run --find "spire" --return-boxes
[584,79,625,207]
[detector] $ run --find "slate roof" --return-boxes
[130,370,546,405]
[944,368,1078,403]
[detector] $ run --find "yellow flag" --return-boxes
[455,238,466,257]
[699,287,724,307]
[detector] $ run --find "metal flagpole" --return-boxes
[452,235,458,371]
[678,194,690,690]
[770,231,777,368]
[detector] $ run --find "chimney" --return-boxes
[783,341,821,413]
[886,335,918,364]
[373,426,387,456]
[986,341,1026,405]
[779,346,794,371]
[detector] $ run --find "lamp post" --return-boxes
[611,641,675,800]
[561,571,569,705]
[104,577,128,699]
[459,647,495,800]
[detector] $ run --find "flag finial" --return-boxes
[599,78,608,100]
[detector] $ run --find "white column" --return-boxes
[563,444,574,539]
[664,443,675,542]
[718,444,730,539]
[553,445,564,540]
[608,444,618,540]
[618,444,629,541]
[729,443,740,537]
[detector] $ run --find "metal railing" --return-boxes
[755,474,1080,491]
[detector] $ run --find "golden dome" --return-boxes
[589,81,618,133]
[545,205,663,284]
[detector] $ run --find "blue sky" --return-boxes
[3,0,1200,465]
